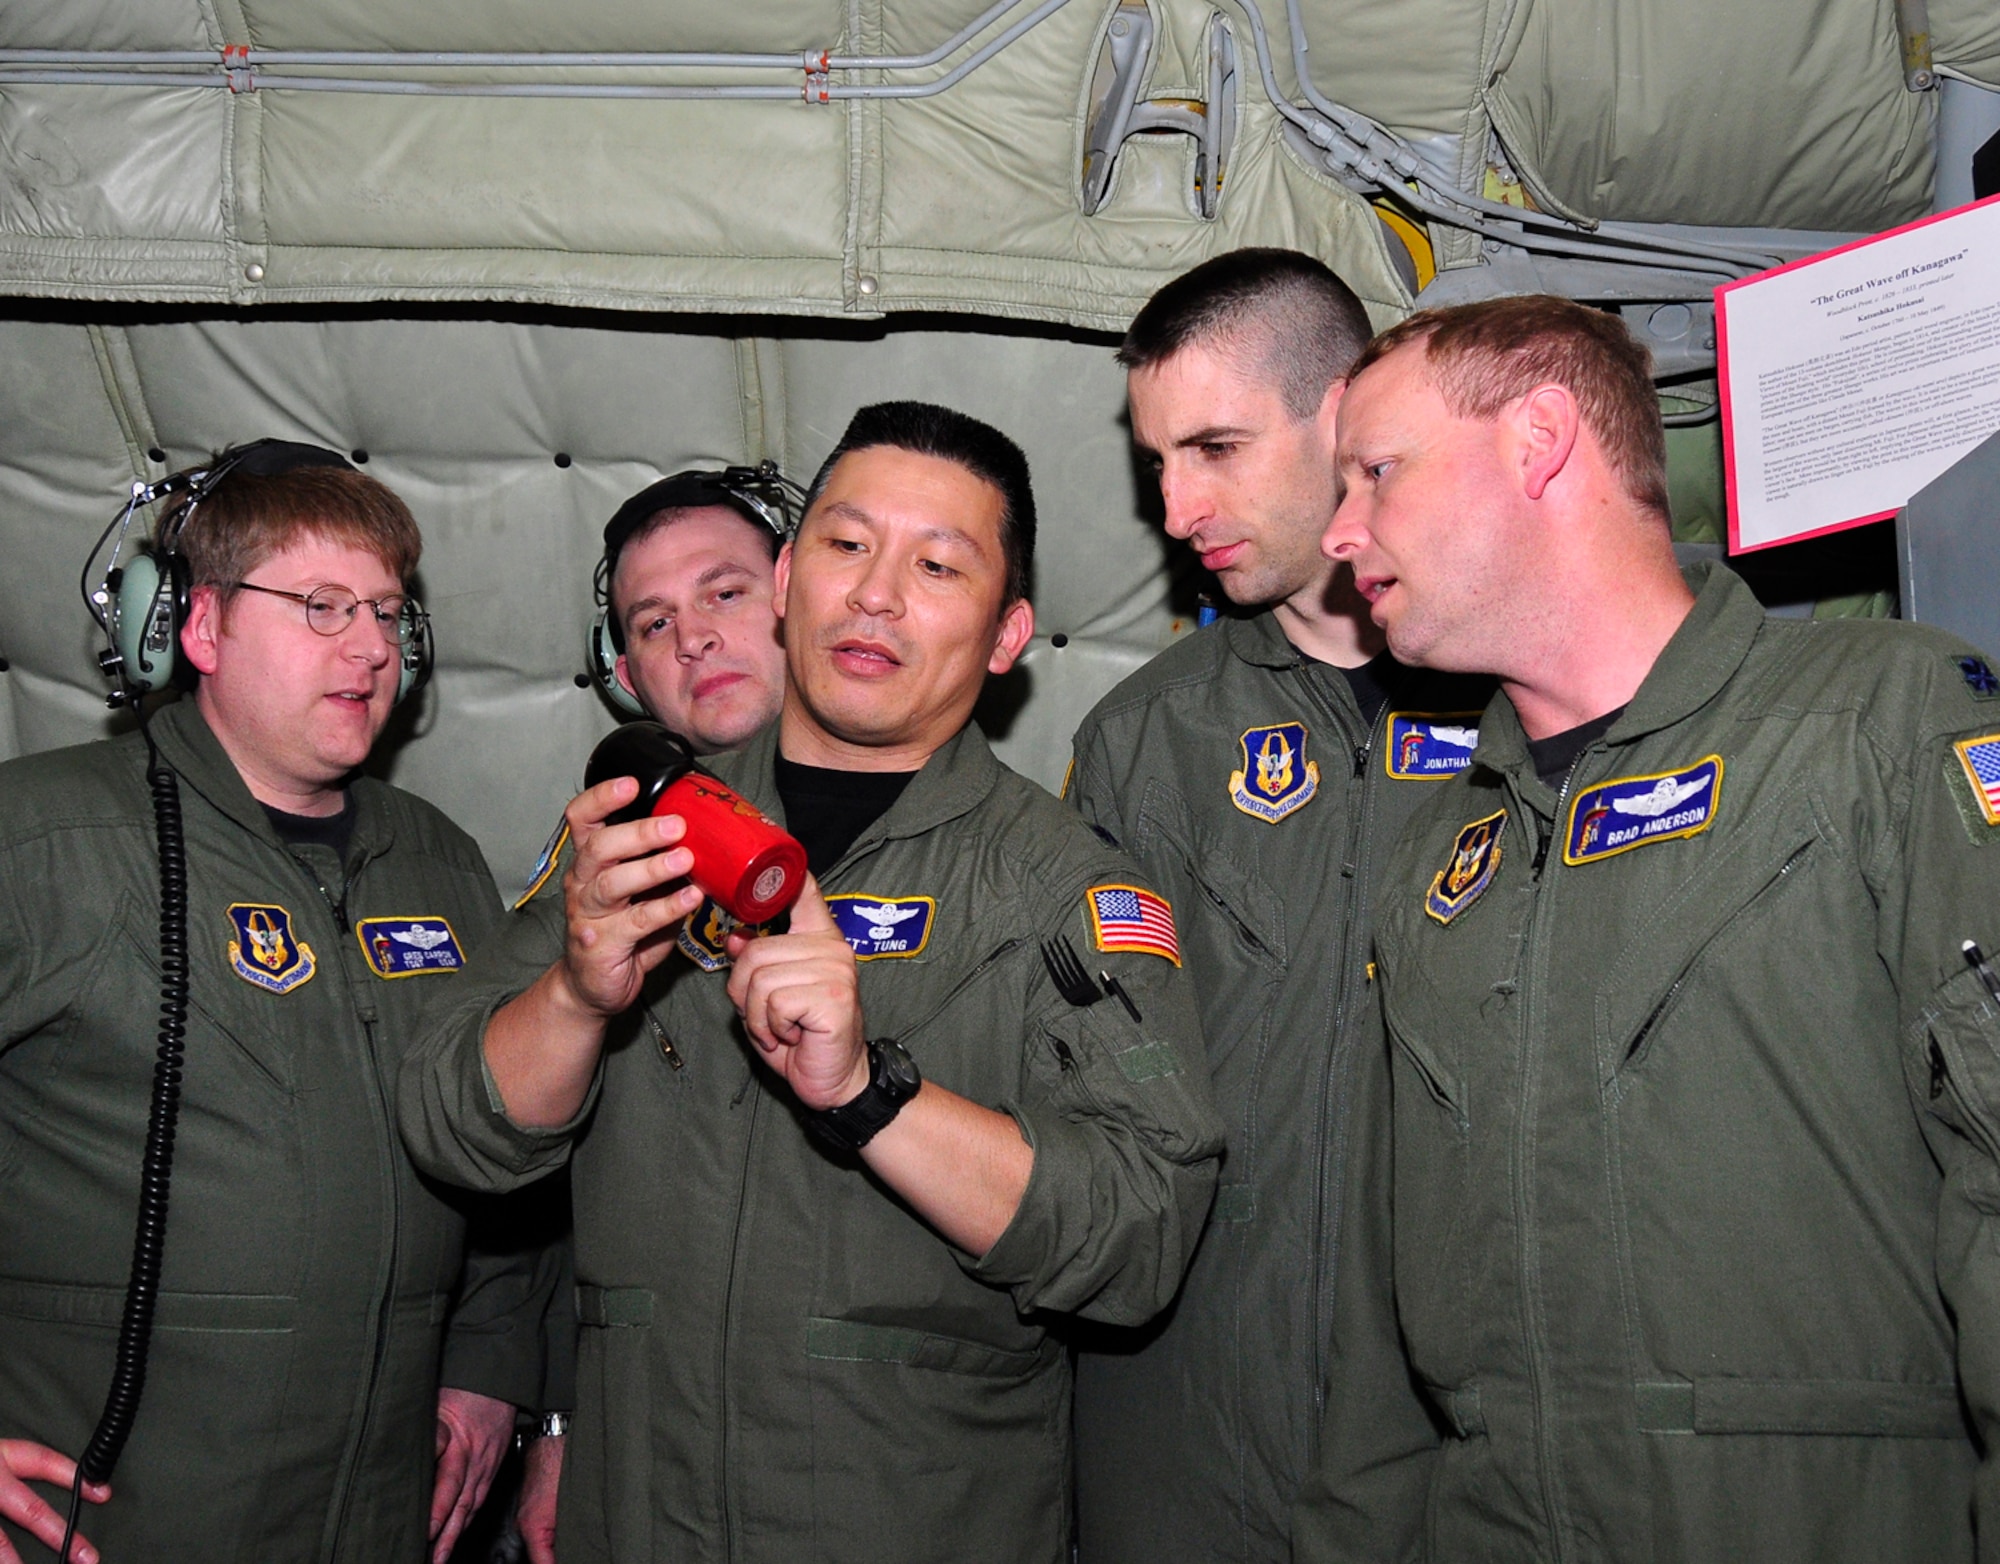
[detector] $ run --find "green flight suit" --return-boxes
[1063,612,1489,1563]
[1295,563,2000,1563]
[399,721,1225,1564]
[0,698,540,1564]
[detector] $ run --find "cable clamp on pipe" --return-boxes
[222,44,255,93]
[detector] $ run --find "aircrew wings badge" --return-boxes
[1086,884,1181,965]
[1564,756,1723,865]
[1385,713,1482,779]
[1954,733,2000,827]
[1229,721,1319,823]
[226,903,316,993]
[355,916,466,978]
[828,895,936,960]
[1424,811,1506,925]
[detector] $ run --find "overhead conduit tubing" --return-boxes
[0,0,1076,99]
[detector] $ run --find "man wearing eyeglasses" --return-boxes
[0,450,546,1564]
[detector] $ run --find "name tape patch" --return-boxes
[828,895,937,960]
[1955,733,2000,827]
[1229,721,1319,823]
[1385,713,1482,780]
[355,916,466,978]
[227,903,316,993]
[1564,756,1723,865]
[1424,811,1506,925]
[1086,884,1181,966]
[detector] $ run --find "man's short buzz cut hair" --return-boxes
[804,400,1037,608]
[1117,247,1375,420]
[1351,295,1672,523]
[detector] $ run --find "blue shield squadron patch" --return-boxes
[677,898,742,973]
[1959,656,2000,699]
[1954,733,2000,827]
[1564,755,1724,865]
[1385,713,1482,779]
[355,916,465,979]
[513,814,570,911]
[828,895,936,960]
[226,903,316,993]
[1229,722,1320,823]
[1425,811,1506,925]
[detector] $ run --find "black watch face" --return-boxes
[876,1038,921,1097]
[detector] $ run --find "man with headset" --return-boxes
[516,465,796,1564]
[0,443,543,1564]
[402,402,1224,1563]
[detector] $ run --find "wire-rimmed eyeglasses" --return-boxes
[229,581,426,644]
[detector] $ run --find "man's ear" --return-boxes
[1514,383,1580,502]
[613,653,639,698]
[1313,376,1346,458]
[772,540,794,623]
[181,584,225,678]
[987,596,1036,676]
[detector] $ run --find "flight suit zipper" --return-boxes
[1301,671,1377,1408]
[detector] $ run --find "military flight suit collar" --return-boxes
[728,717,1002,864]
[148,695,396,873]
[1222,603,1450,721]
[1471,561,1763,805]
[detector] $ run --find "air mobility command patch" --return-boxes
[828,895,936,960]
[677,898,744,973]
[1424,811,1506,925]
[1385,713,1482,779]
[1953,733,2000,828]
[226,903,316,993]
[355,916,465,978]
[1564,756,1723,865]
[1086,884,1181,965]
[513,815,570,910]
[1958,656,2000,699]
[1229,721,1319,823]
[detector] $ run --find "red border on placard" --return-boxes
[1715,191,2000,554]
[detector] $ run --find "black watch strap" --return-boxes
[805,1038,921,1154]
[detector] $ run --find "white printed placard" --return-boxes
[1716,194,2000,553]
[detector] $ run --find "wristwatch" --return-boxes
[804,1038,921,1154]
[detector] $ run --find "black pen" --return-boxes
[1963,941,2000,1006]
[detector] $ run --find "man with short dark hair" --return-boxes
[1065,248,1490,1564]
[0,448,538,1564]
[1299,294,2000,1562]
[402,401,1224,1563]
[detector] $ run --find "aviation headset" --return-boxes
[87,438,434,707]
[586,461,805,715]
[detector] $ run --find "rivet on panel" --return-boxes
[1051,633,1069,648]
[146,446,166,464]
[857,276,879,296]
[243,262,265,283]
[554,452,573,469]
[350,449,369,464]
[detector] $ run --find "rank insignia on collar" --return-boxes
[1954,734,2000,827]
[1385,713,1482,779]
[1564,755,1723,865]
[1424,811,1506,925]
[1958,656,2000,700]
[677,898,746,973]
[828,895,936,960]
[1229,721,1319,823]
[355,916,465,978]
[226,903,316,993]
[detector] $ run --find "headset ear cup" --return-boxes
[396,605,434,705]
[110,548,188,694]
[589,612,645,716]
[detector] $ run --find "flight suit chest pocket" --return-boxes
[1135,778,1287,969]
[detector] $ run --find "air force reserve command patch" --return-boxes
[1385,713,1481,779]
[1229,721,1319,823]
[1086,884,1181,965]
[1425,811,1506,925]
[1954,733,2000,827]
[678,898,743,973]
[1564,755,1723,865]
[828,895,936,959]
[355,917,465,978]
[226,903,316,993]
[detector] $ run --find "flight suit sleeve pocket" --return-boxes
[1913,964,2000,1179]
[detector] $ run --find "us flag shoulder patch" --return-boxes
[1954,732,2000,827]
[1085,883,1181,966]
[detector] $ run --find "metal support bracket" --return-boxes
[1080,5,1235,219]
